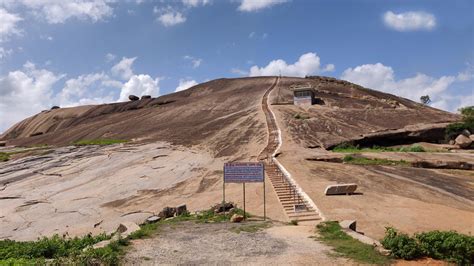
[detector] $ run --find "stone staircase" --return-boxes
[259,77,321,222]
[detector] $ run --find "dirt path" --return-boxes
[124,221,351,265]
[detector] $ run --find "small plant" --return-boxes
[398,145,425,152]
[289,220,298,226]
[73,139,128,146]
[381,227,474,264]
[294,113,309,120]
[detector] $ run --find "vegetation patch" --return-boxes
[446,106,474,140]
[230,222,272,234]
[294,113,310,120]
[316,221,390,265]
[0,205,251,265]
[342,155,410,166]
[333,143,425,153]
[0,152,9,162]
[0,233,122,265]
[382,227,473,265]
[73,139,128,146]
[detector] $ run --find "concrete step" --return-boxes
[287,212,319,218]
[290,217,321,222]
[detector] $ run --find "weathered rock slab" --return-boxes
[324,183,357,195]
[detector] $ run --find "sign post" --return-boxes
[223,162,265,220]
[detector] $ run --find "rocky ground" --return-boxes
[124,221,350,265]
[0,142,287,241]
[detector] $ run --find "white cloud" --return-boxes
[105,52,116,62]
[0,62,64,131]
[2,0,114,24]
[0,47,12,59]
[157,10,186,26]
[175,79,197,92]
[57,72,121,106]
[248,52,334,77]
[383,11,436,32]
[231,68,248,76]
[118,74,160,101]
[0,8,22,41]
[341,63,472,112]
[183,55,202,68]
[111,56,137,80]
[238,0,287,12]
[182,0,210,7]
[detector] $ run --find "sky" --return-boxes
[0,0,473,132]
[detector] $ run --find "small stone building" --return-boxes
[293,86,315,106]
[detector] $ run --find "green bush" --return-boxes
[446,106,474,140]
[381,227,474,264]
[381,227,422,260]
[416,231,474,265]
[0,152,9,162]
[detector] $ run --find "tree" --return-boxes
[420,95,431,105]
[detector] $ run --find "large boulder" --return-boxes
[230,214,244,223]
[455,134,472,149]
[141,95,152,100]
[470,135,474,142]
[158,207,176,218]
[176,204,187,216]
[212,202,234,213]
[0,141,6,147]
[116,222,140,238]
[51,106,60,110]
[128,95,139,101]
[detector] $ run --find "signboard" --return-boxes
[224,162,264,183]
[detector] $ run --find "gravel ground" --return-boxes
[124,221,350,265]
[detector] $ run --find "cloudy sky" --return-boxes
[0,0,473,132]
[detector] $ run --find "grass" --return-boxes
[230,222,272,234]
[333,143,426,153]
[73,139,128,146]
[316,221,391,265]
[0,233,120,265]
[343,155,410,166]
[0,146,53,162]
[0,152,9,162]
[0,205,251,265]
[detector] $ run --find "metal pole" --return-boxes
[223,165,225,214]
[243,182,246,220]
[263,165,266,221]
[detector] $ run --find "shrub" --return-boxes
[0,152,9,162]
[381,227,422,260]
[381,227,474,264]
[416,230,474,265]
[446,106,474,140]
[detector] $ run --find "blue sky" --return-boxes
[0,0,473,132]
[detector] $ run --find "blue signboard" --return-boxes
[224,162,264,183]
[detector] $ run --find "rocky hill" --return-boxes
[1,76,459,152]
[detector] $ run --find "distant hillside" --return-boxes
[1,76,459,153]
